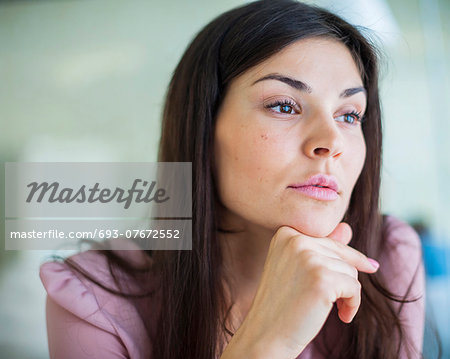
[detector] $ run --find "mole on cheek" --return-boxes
[260,134,268,140]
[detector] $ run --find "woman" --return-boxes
[40,1,426,358]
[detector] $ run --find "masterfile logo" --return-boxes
[26,179,170,209]
[5,162,192,251]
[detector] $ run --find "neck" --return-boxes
[217,205,274,322]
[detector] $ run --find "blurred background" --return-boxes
[1,0,448,357]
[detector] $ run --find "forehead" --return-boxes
[235,37,363,89]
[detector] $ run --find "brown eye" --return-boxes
[278,104,294,114]
[335,111,362,125]
[265,99,300,115]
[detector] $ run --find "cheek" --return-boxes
[214,121,287,200]
[357,134,367,173]
[344,133,366,188]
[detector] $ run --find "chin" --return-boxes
[286,213,340,238]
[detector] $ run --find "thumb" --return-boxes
[327,222,352,246]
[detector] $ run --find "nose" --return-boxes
[302,113,344,159]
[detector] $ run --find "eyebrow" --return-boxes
[340,87,367,98]
[252,74,312,93]
[251,73,367,98]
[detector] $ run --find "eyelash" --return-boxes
[339,110,363,125]
[264,99,364,125]
[264,99,300,115]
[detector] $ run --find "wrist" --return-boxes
[220,320,304,359]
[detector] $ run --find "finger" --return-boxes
[332,272,362,323]
[275,224,379,273]
[273,225,303,242]
[286,237,359,279]
[313,237,379,274]
[327,222,352,245]
[338,298,359,323]
[320,255,358,280]
[301,244,358,279]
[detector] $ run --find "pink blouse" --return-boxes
[40,215,426,358]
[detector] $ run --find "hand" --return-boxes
[221,222,379,359]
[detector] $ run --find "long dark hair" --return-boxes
[62,1,434,358]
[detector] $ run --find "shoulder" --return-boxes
[40,239,153,301]
[382,215,422,249]
[380,215,424,276]
[380,215,426,356]
[40,242,156,358]
[378,215,425,301]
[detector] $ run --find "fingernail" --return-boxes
[368,258,380,270]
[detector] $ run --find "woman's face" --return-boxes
[214,37,367,238]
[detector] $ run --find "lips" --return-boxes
[288,174,339,193]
